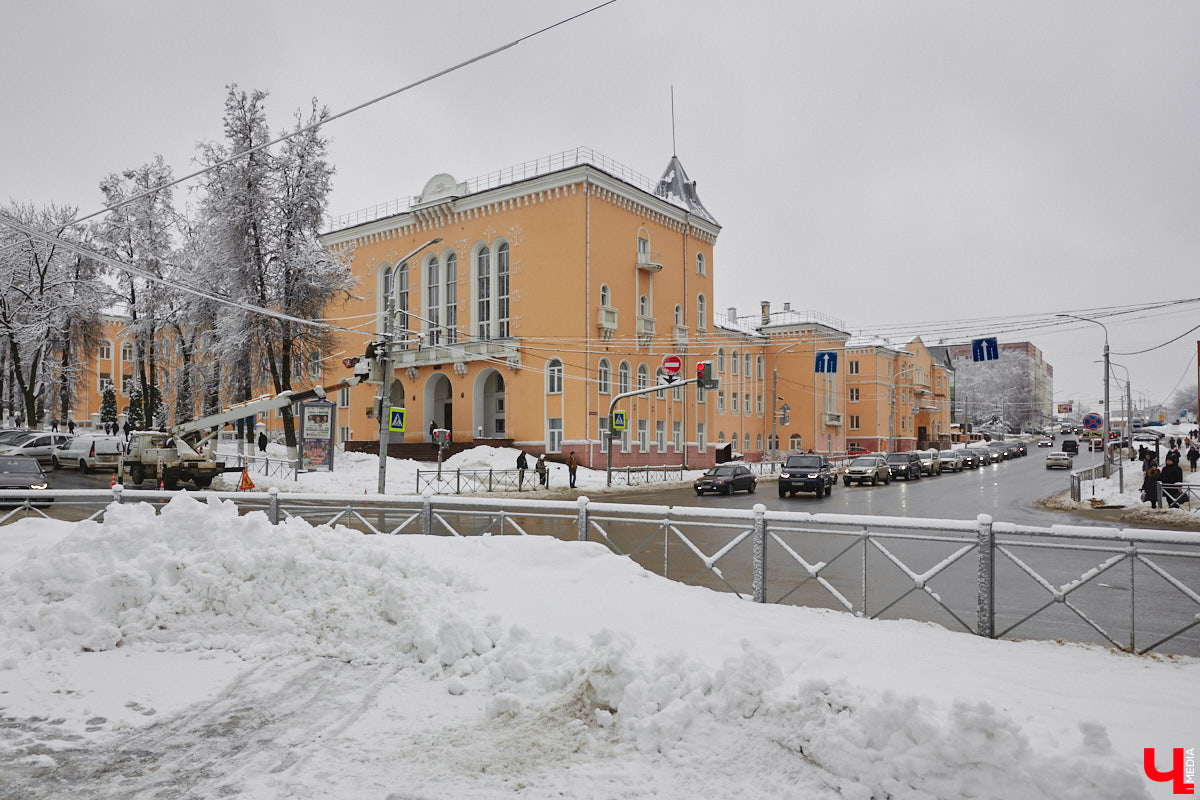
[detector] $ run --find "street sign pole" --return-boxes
[606,378,697,486]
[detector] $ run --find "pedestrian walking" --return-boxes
[536,454,548,487]
[67,419,75,435]
[429,420,438,456]
[566,451,578,488]
[51,418,59,432]
[516,450,528,489]
[257,431,268,454]
[1188,445,1199,473]
[123,421,132,440]
[1161,457,1184,508]
[1141,464,1161,509]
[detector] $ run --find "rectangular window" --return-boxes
[98,373,113,393]
[717,392,726,414]
[849,388,860,402]
[477,250,491,339]
[672,421,682,452]
[397,263,409,334]
[672,382,682,402]
[849,415,861,430]
[732,393,739,414]
[600,417,609,453]
[849,360,860,375]
[338,387,350,408]
[697,386,706,404]
[621,428,631,453]
[548,418,563,453]
[497,245,510,338]
[427,260,440,344]
[744,393,750,415]
[445,255,458,344]
[656,420,666,450]
[99,342,112,360]
[339,426,350,443]
[697,422,706,453]
[638,419,648,450]
[756,395,763,415]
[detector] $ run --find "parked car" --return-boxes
[52,434,124,473]
[778,454,835,497]
[959,451,979,469]
[694,464,756,496]
[1089,437,1106,451]
[0,432,73,466]
[1062,439,1079,454]
[1014,442,1028,456]
[0,455,51,506]
[1037,437,1054,447]
[0,429,32,446]
[938,450,964,472]
[846,445,870,456]
[886,452,923,480]
[1045,451,1074,470]
[843,455,891,486]
[917,450,941,475]
[971,446,999,464]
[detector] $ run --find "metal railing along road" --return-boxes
[3,488,1199,656]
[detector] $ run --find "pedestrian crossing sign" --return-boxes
[389,407,406,432]
[611,411,627,431]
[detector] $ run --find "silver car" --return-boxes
[843,455,891,486]
[938,450,964,472]
[917,449,941,475]
[52,434,124,473]
[1,432,73,466]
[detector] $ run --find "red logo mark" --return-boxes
[1145,748,1195,795]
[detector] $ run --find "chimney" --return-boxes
[783,302,792,312]
[727,307,737,323]
[761,300,771,326]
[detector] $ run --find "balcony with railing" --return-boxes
[597,305,618,340]
[636,315,655,345]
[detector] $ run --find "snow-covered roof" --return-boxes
[654,156,718,225]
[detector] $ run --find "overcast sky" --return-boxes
[4,1,1198,417]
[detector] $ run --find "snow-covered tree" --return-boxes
[196,86,353,458]
[99,385,117,423]
[1168,383,1198,418]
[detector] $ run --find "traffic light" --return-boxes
[697,360,718,389]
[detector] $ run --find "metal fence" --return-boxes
[3,488,1198,656]
[1069,462,1111,501]
[219,453,300,481]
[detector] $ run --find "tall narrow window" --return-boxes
[600,284,611,306]
[397,262,409,335]
[696,294,706,329]
[717,348,725,372]
[426,256,440,345]
[696,252,706,275]
[444,252,457,344]
[476,247,491,339]
[618,362,631,395]
[547,359,563,394]
[497,242,510,338]
[598,359,611,394]
[674,305,683,325]
[639,295,649,317]
[382,265,393,325]
[731,351,739,375]
[637,363,649,390]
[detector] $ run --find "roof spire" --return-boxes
[671,85,677,157]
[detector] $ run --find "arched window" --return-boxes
[546,358,563,394]
[396,261,409,333]
[756,434,763,451]
[597,359,611,394]
[381,264,393,305]
[655,367,667,399]
[476,246,491,339]
[600,284,611,307]
[789,433,803,450]
[744,433,750,452]
[696,252,706,276]
[444,252,457,344]
[717,348,725,372]
[756,355,764,380]
[744,354,752,378]
[639,295,649,317]
[674,304,683,325]
[426,255,440,344]
[731,350,739,375]
[637,363,649,390]
[497,242,510,338]
[718,431,725,444]
[618,361,631,395]
[696,294,707,329]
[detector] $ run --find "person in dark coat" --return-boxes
[429,420,438,456]
[1160,457,1184,508]
[1141,464,1161,509]
[535,454,548,487]
[1188,445,1199,473]
[566,451,578,488]
[258,431,268,454]
[516,451,528,488]
[123,421,132,440]
[67,419,76,435]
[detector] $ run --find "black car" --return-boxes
[1062,439,1079,454]
[0,455,51,506]
[885,452,923,480]
[694,464,757,496]
[778,454,835,497]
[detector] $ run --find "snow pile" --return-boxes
[0,496,1189,797]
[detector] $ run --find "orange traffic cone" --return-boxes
[109,473,117,488]
[158,478,164,490]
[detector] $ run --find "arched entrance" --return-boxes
[472,368,506,439]
[423,373,453,439]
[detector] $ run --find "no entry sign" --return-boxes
[661,354,682,375]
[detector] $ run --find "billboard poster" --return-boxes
[1057,403,1073,414]
[299,400,335,472]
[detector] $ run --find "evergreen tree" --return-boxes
[100,385,117,423]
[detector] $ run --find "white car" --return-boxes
[1037,437,1054,447]
[52,434,124,473]
[0,432,73,466]
[1045,451,1073,470]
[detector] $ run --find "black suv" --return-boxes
[778,454,835,498]
[886,452,923,480]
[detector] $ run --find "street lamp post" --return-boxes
[1058,314,1111,478]
[377,237,443,494]
[1102,360,1134,494]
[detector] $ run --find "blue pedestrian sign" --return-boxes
[611,410,627,431]
[971,337,999,362]
[814,351,838,373]
[388,407,406,432]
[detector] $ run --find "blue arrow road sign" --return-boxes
[814,351,838,373]
[971,337,999,362]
